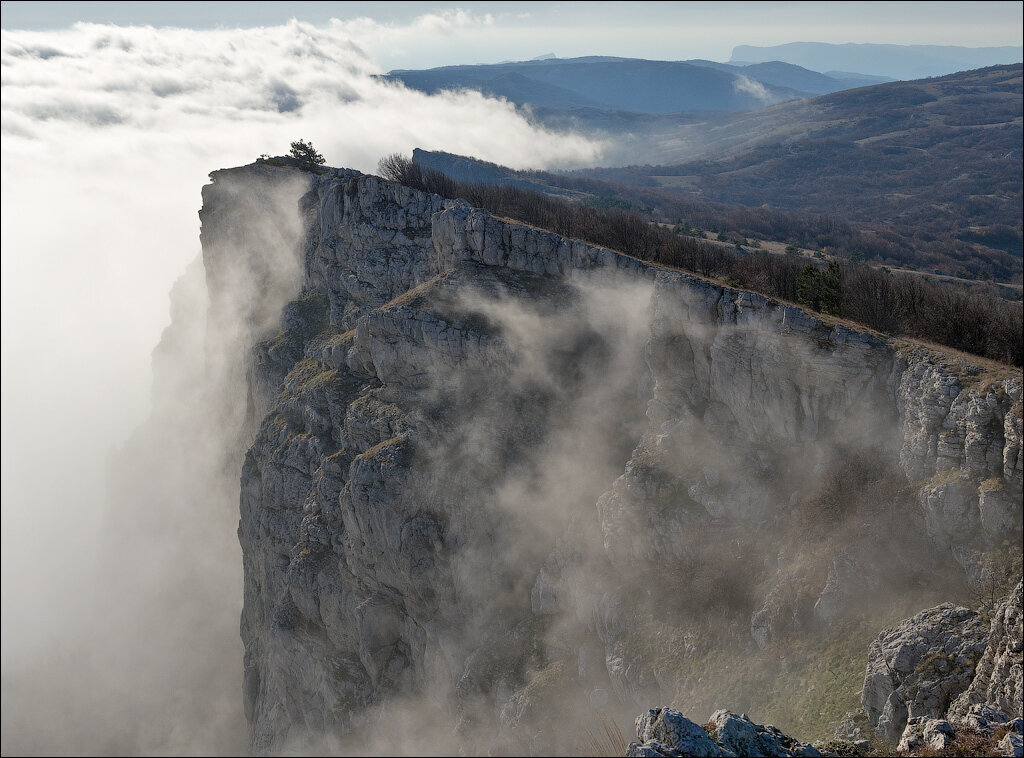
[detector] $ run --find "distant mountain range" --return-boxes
[383,56,884,114]
[732,42,1023,80]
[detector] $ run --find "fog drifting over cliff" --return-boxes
[0,18,598,755]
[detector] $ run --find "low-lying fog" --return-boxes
[0,18,599,755]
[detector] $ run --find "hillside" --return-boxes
[567,65,1023,283]
[383,56,859,113]
[687,58,890,93]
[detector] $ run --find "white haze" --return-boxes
[0,17,600,756]
[731,74,774,105]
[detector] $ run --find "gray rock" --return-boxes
[707,710,821,757]
[918,477,979,551]
[832,711,865,741]
[196,161,1024,752]
[861,603,989,741]
[956,702,1012,731]
[635,708,731,757]
[896,716,955,753]
[1001,730,1024,758]
[626,739,677,757]
[948,580,1024,724]
[979,483,1023,539]
[629,708,822,758]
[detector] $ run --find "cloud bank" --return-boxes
[0,17,599,755]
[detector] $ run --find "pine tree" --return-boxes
[289,139,325,168]
[819,261,843,316]
[796,263,820,310]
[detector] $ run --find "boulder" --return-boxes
[896,716,954,753]
[861,603,989,741]
[627,707,821,758]
[706,710,821,757]
[633,707,728,757]
[1000,729,1023,757]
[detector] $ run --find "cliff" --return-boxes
[192,162,1022,754]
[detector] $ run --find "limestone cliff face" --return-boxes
[196,162,1023,752]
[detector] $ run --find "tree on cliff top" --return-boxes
[289,139,325,168]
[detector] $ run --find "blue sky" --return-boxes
[3,1,1022,69]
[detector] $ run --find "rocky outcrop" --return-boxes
[626,707,821,757]
[862,603,990,741]
[1004,732,1024,757]
[850,581,1023,753]
[896,716,955,753]
[899,364,1024,579]
[949,580,1024,724]
[189,161,1023,752]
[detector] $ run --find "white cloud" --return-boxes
[731,73,773,103]
[0,19,600,754]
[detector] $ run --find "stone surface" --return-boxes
[707,710,821,757]
[1001,730,1024,757]
[188,161,1023,752]
[956,702,1012,731]
[627,708,821,757]
[861,603,989,741]
[978,483,1024,539]
[634,708,728,757]
[896,716,954,753]
[948,581,1024,724]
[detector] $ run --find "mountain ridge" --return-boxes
[384,55,858,113]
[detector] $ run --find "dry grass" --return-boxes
[911,723,1013,757]
[577,712,628,757]
[357,435,405,460]
[893,342,1021,388]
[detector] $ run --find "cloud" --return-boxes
[731,73,773,104]
[1,19,599,167]
[0,17,601,755]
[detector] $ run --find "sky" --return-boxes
[1,1,1022,753]
[2,1,1022,69]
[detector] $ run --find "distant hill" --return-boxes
[407,145,1022,301]
[686,59,889,94]
[568,64,1024,282]
[409,148,585,198]
[732,42,1023,80]
[384,56,835,113]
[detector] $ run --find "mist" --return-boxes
[0,18,599,756]
[330,265,973,756]
[3,14,1016,758]
[228,227,973,757]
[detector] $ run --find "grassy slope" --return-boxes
[571,65,1024,282]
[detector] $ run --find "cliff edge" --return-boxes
[190,162,1022,753]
